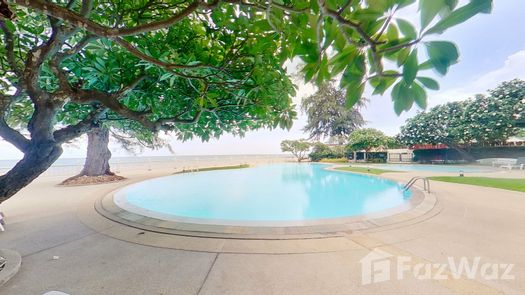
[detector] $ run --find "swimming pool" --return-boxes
[370,164,492,173]
[113,163,412,224]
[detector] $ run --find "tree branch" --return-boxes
[337,0,353,14]
[57,34,97,62]
[377,39,420,53]
[0,116,30,152]
[319,0,377,47]
[22,12,82,99]
[53,106,104,143]
[113,37,224,71]
[12,0,203,37]
[268,1,308,13]
[0,95,30,152]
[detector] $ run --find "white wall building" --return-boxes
[387,149,413,163]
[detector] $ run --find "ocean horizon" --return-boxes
[0,154,290,174]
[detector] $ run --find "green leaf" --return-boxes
[398,0,417,8]
[302,63,318,82]
[386,24,398,41]
[352,54,366,74]
[418,60,434,70]
[403,50,418,84]
[396,19,417,39]
[424,0,493,35]
[444,0,459,10]
[330,47,357,75]
[346,83,364,108]
[367,50,378,74]
[316,55,330,84]
[310,0,319,14]
[417,77,440,90]
[412,82,428,109]
[425,41,459,75]
[370,75,398,95]
[159,73,171,81]
[419,0,445,29]
[3,20,16,32]
[340,54,365,89]
[325,20,339,49]
[392,81,414,115]
[334,33,346,51]
[397,48,410,66]
[366,0,391,11]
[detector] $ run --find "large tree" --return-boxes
[0,1,296,203]
[68,121,169,182]
[281,139,311,162]
[301,81,365,140]
[346,128,396,160]
[0,0,492,203]
[398,79,525,160]
[8,97,168,180]
[488,79,525,127]
[347,128,395,151]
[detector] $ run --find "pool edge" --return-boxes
[94,170,437,240]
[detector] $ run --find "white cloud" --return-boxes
[428,50,525,107]
[361,49,525,136]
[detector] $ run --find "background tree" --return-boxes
[346,128,396,161]
[8,99,169,180]
[0,0,493,203]
[398,80,525,161]
[301,81,365,140]
[67,121,170,183]
[488,79,525,127]
[281,139,311,162]
[308,142,345,162]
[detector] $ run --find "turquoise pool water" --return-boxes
[370,164,492,173]
[115,163,411,222]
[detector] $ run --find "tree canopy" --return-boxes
[0,0,493,202]
[281,139,311,161]
[308,141,345,161]
[0,0,296,201]
[346,128,396,152]
[398,79,525,149]
[5,0,493,111]
[301,81,365,140]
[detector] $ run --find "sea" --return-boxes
[0,155,290,177]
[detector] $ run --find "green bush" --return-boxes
[309,142,345,161]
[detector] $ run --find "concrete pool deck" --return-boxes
[0,163,524,294]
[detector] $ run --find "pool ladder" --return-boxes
[404,177,431,193]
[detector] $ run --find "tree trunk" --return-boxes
[79,126,113,176]
[0,142,63,204]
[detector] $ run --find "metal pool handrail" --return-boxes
[404,177,430,193]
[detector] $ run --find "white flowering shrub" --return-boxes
[399,79,525,147]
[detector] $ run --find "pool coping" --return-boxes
[0,249,21,287]
[94,165,438,240]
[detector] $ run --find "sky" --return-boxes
[1,0,525,159]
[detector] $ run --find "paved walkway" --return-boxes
[0,167,524,295]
